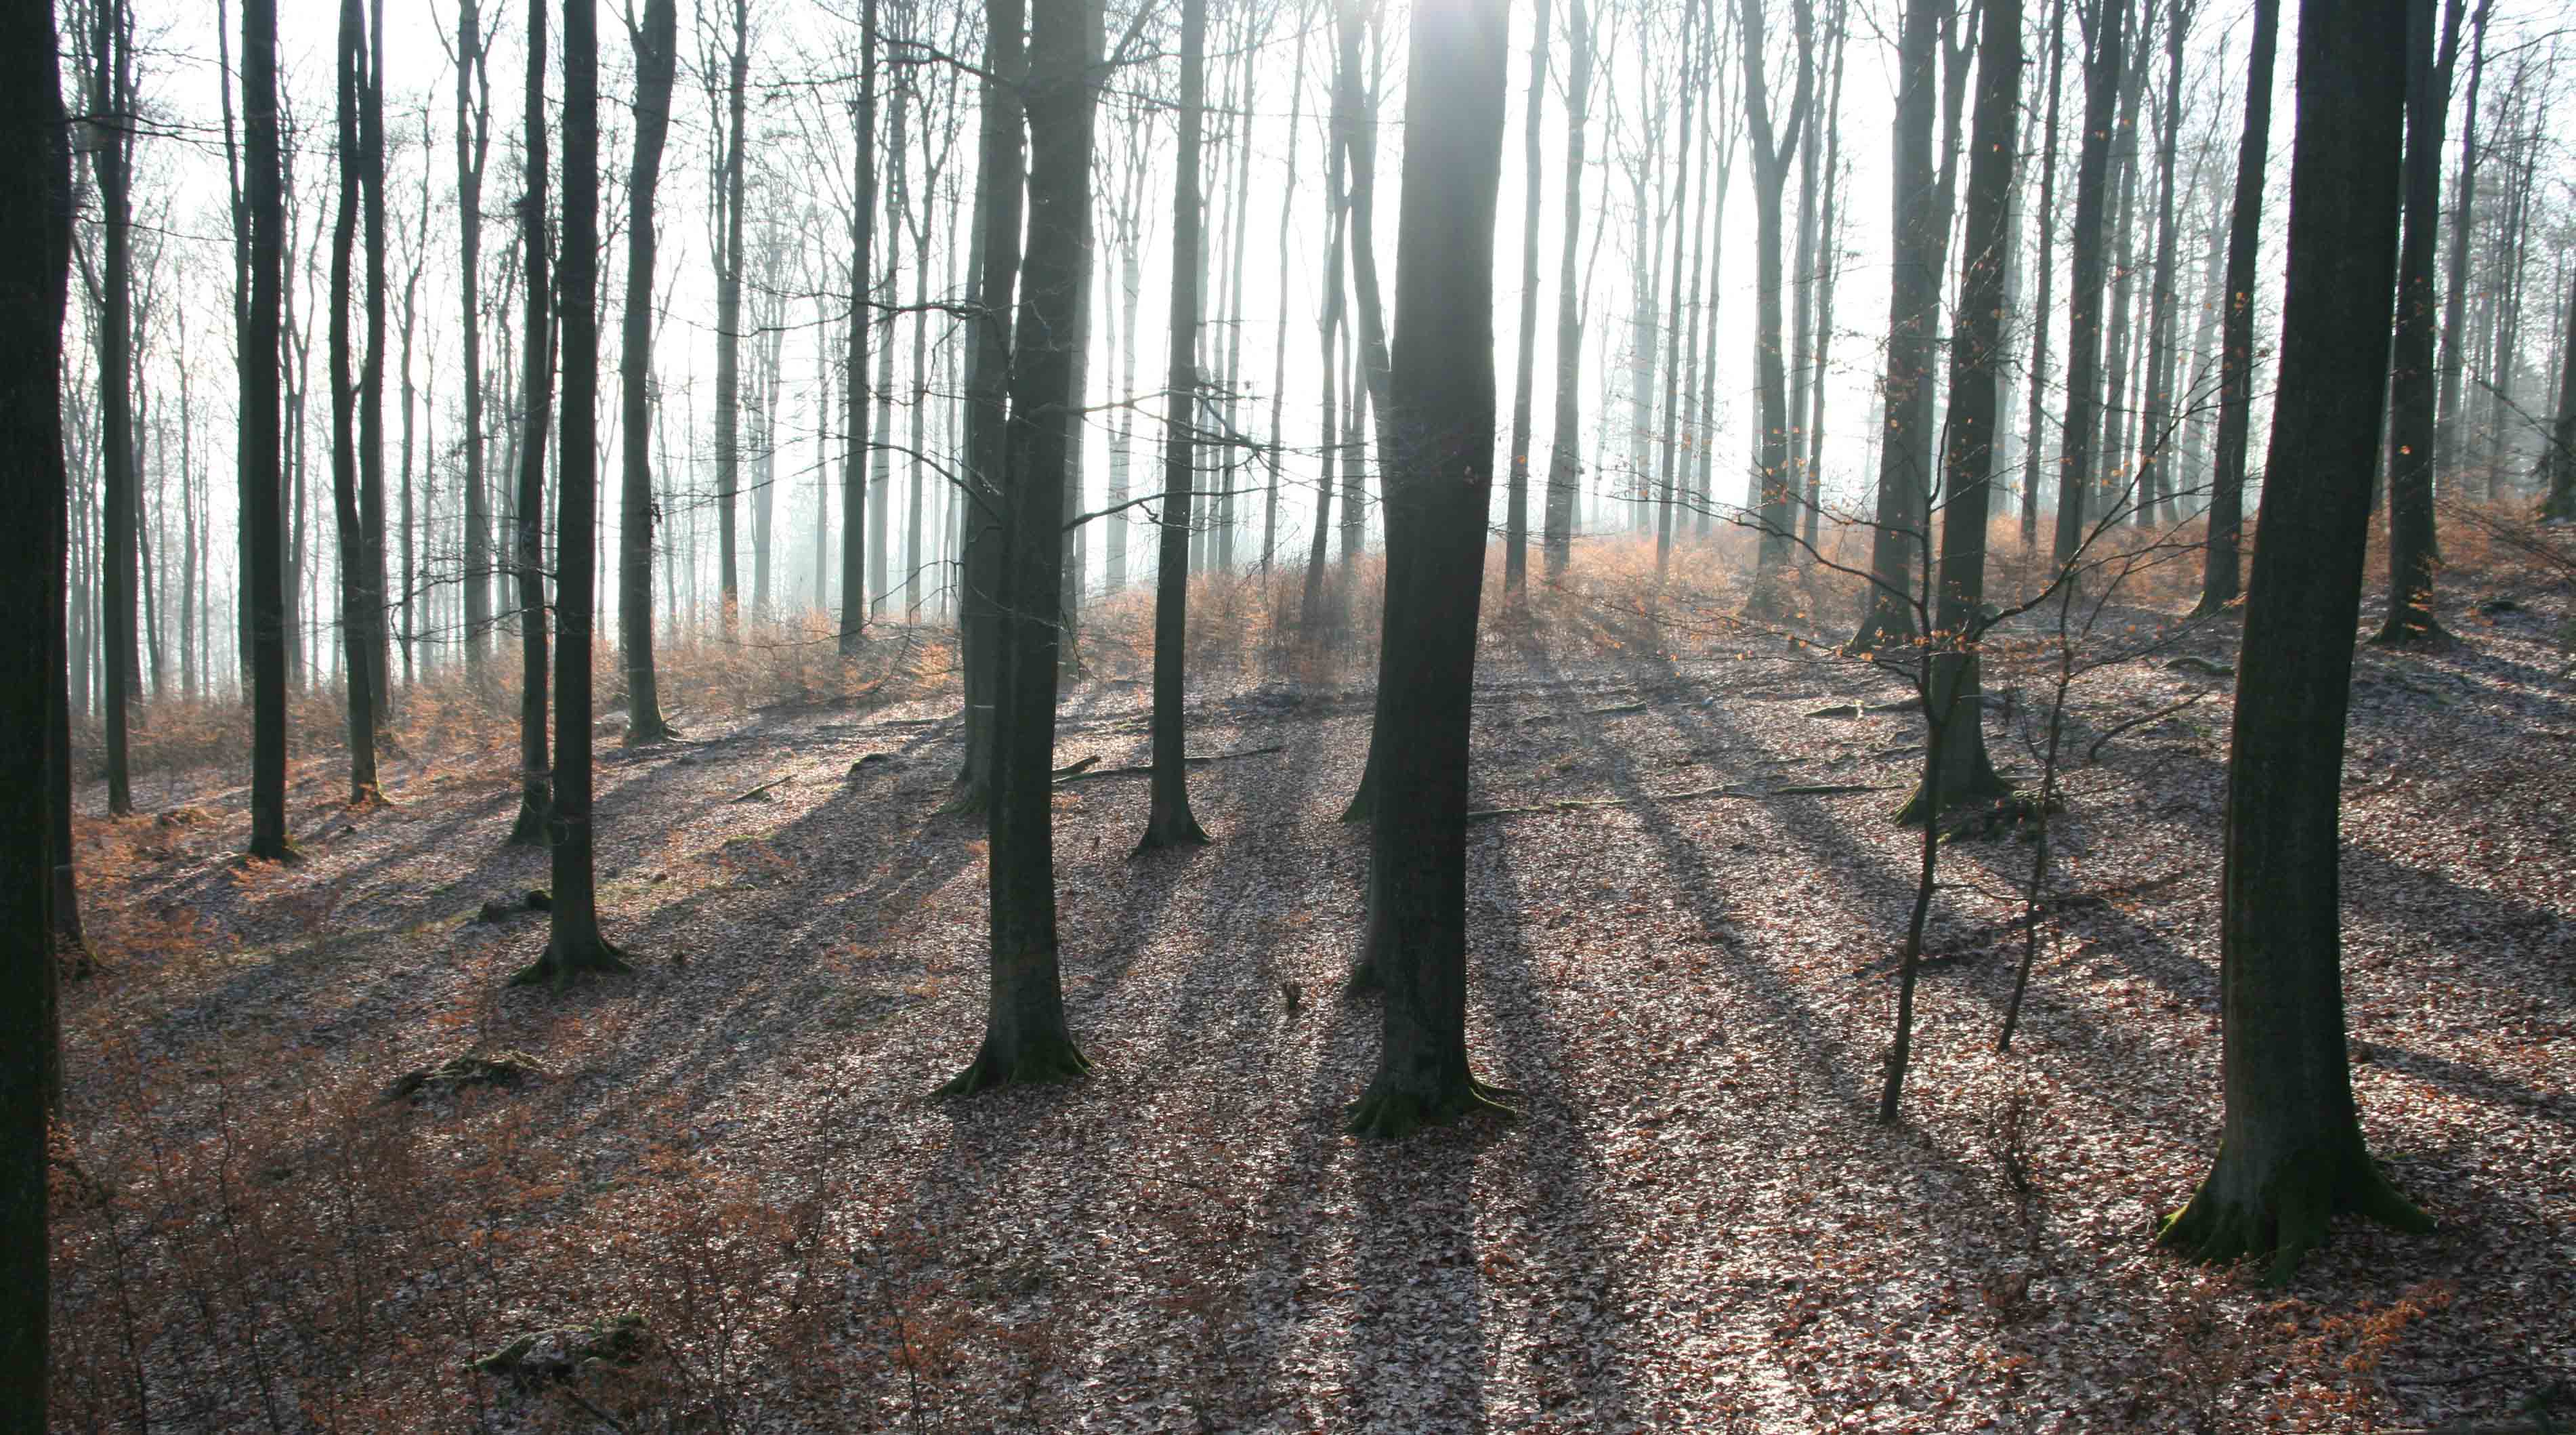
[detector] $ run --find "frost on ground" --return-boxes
[45,544,2576,1434]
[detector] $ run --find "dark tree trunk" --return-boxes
[331,0,383,804]
[360,0,389,718]
[1540,0,1593,578]
[1801,7,1849,552]
[243,0,292,862]
[515,0,629,986]
[2194,0,2275,612]
[840,0,877,654]
[2051,0,2124,568]
[2132,0,2187,528]
[2543,270,2576,519]
[89,0,137,816]
[2375,0,2465,644]
[1851,0,1941,651]
[506,0,553,848]
[1263,22,1311,575]
[713,0,747,636]
[2434,0,2491,476]
[1337,0,1397,480]
[945,0,1095,1094]
[1347,0,1511,1141]
[1302,88,1349,631]
[1653,0,1705,583]
[950,0,1024,815]
[1884,0,2019,1121]
[1503,0,1552,594]
[618,0,677,742]
[2157,0,2432,1281]
[2098,38,2148,525]
[1141,0,1212,852]
[2019,0,2065,548]
[1743,0,1815,612]
[1,10,72,1417]
[457,0,492,675]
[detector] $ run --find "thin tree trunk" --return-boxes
[331,0,381,805]
[619,0,676,740]
[1504,0,1552,592]
[507,0,553,848]
[2195,0,2274,611]
[2052,0,2126,568]
[2375,0,2465,643]
[1851,0,1939,651]
[2132,0,2188,528]
[1540,0,1592,577]
[456,0,492,676]
[713,0,747,636]
[1744,0,1816,612]
[243,0,291,860]
[88,0,138,815]
[1141,0,1212,853]
[840,0,877,654]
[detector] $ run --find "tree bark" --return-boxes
[2132,0,2188,528]
[2375,0,2465,644]
[2194,0,2275,612]
[840,0,877,654]
[2541,269,2576,519]
[2051,0,2125,569]
[507,0,554,849]
[1503,0,1553,593]
[242,0,292,861]
[2157,0,2432,1281]
[1141,0,1212,852]
[618,0,677,742]
[516,0,629,986]
[1743,0,1816,612]
[331,0,382,804]
[2433,0,2491,478]
[1,10,72,1415]
[1346,0,1511,1141]
[89,0,138,816]
[1540,0,1593,578]
[713,0,748,636]
[1851,0,1941,650]
[945,0,1094,1094]
[456,0,492,676]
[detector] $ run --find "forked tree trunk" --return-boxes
[2159,0,2432,1281]
[945,0,1094,1095]
[1742,0,1815,613]
[1141,0,1212,852]
[516,0,629,986]
[618,0,676,742]
[1884,0,2019,1120]
[2194,0,2274,612]
[506,0,553,849]
[1346,0,1511,1142]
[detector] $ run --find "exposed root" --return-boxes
[1135,810,1212,852]
[505,802,551,848]
[507,937,634,989]
[1343,1077,1517,1140]
[937,1037,1093,1097]
[2158,1155,2432,1284]
[1891,766,2015,828]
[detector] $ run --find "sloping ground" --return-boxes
[47,570,2576,1434]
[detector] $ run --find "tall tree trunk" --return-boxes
[2132,0,2187,528]
[517,0,629,986]
[1338,0,1397,491]
[2375,0,2466,644]
[1884,0,2019,1121]
[950,0,1026,814]
[1265,17,1312,574]
[332,0,383,804]
[1744,0,1816,612]
[2157,0,2432,1279]
[945,0,1095,1094]
[1303,85,1350,630]
[241,0,292,860]
[2434,0,2491,477]
[1851,0,1940,650]
[872,96,904,619]
[2193,0,2275,612]
[713,0,747,636]
[456,0,492,676]
[89,0,138,816]
[1541,0,1595,576]
[1,1,72,1402]
[2540,269,2576,518]
[360,0,389,718]
[1346,0,1511,1140]
[1653,0,1706,582]
[1141,0,1213,853]
[1503,0,1553,593]
[1800,3,1849,552]
[507,0,554,848]
[2051,0,2125,568]
[839,0,877,654]
[619,0,676,741]
[2098,37,2149,524]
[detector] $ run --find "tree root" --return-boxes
[507,937,634,990]
[1343,1077,1517,1140]
[2158,1153,2432,1284]
[936,1037,1092,1097]
[1891,766,2016,827]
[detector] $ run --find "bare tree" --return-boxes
[1540,0,1595,577]
[2374,0,2467,644]
[1741,0,1816,614]
[620,0,678,742]
[506,0,555,848]
[330,0,383,803]
[2051,0,2126,569]
[1142,0,1213,853]
[2192,0,2273,612]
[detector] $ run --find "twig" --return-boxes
[1053,745,1286,783]
[2085,690,2214,763]
[730,776,791,804]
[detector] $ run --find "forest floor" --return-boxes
[47,528,2576,1434]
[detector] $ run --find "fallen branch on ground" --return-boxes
[1054,745,1288,783]
[2086,690,2215,763]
